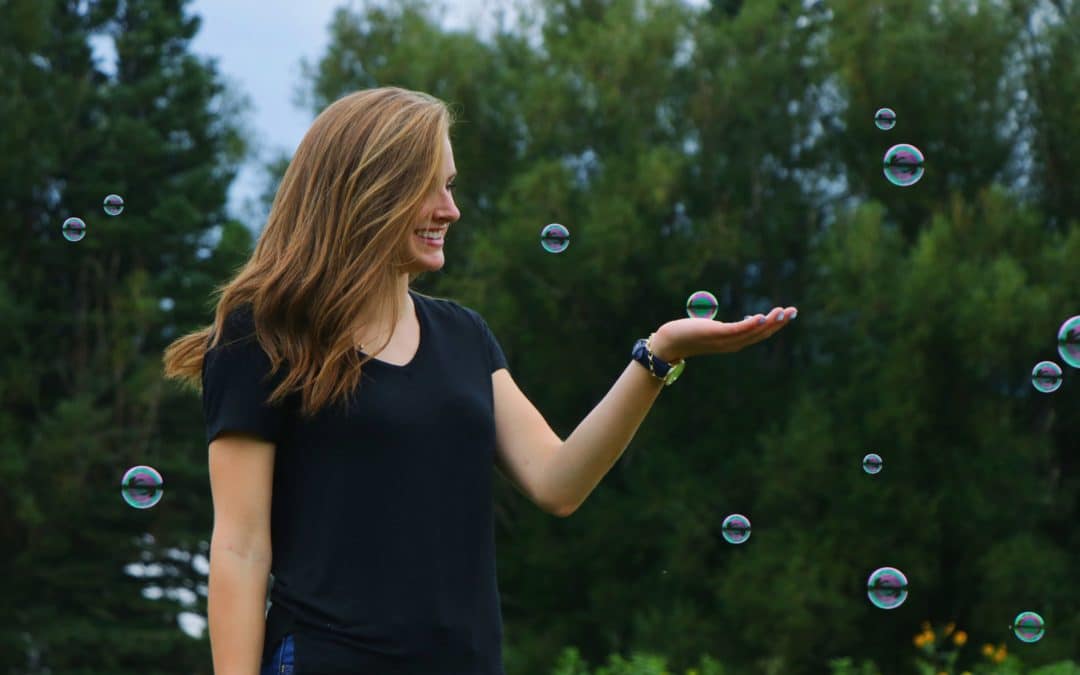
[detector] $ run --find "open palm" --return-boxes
[657,306,798,361]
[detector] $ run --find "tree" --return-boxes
[1,0,250,671]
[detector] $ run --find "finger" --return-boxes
[742,307,794,340]
[756,307,798,338]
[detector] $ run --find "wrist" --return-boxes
[647,329,682,364]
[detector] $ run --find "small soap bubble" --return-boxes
[103,194,125,216]
[121,465,164,509]
[862,453,883,475]
[1013,611,1045,643]
[874,107,897,130]
[540,223,570,253]
[62,217,87,242]
[1031,360,1063,393]
[686,291,719,320]
[883,144,925,187]
[1057,316,1080,369]
[867,566,908,609]
[721,513,751,544]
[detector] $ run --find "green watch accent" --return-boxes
[663,358,686,385]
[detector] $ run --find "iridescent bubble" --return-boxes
[721,513,751,545]
[540,223,570,253]
[874,107,896,131]
[686,291,719,320]
[1057,316,1080,369]
[1031,361,1063,393]
[867,566,908,609]
[103,193,125,216]
[883,144,925,187]
[862,453,883,475]
[62,217,87,242]
[121,465,164,509]
[1013,611,1045,643]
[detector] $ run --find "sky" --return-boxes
[186,0,516,225]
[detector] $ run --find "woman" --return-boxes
[162,86,795,675]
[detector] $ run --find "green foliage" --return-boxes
[1,0,249,672]
[548,646,727,675]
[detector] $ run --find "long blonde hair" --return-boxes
[162,87,453,419]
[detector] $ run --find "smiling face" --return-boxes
[405,134,460,275]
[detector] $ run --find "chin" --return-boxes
[406,249,445,274]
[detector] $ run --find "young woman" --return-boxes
[162,86,795,675]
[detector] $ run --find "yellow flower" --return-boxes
[961,672,972,675]
[953,630,968,646]
[922,620,933,632]
[994,644,1008,663]
[913,633,925,647]
[981,643,995,657]
[944,621,956,637]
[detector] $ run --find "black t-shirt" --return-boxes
[202,289,509,674]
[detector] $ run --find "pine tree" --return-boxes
[1,0,250,671]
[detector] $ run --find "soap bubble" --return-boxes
[1058,316,1080,369]
[883,143,925,187]
[121,465,164,509]
[874,108,896,130]
[686,291,719,320]
[1013,611,1045,643]
[862,453,883,475]
[1031,361,1063,393]
[721,513,751,544]
[867,566,908,609]
[62,217,86,242]
[103,194,125,216]
[540,223,570,253]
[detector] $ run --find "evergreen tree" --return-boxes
[1,0,250,671]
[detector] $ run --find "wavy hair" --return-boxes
[162,87,454,419]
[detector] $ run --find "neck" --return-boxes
[394,274,413,322]
[353,275,415,351]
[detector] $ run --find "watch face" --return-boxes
[666,360,686,384]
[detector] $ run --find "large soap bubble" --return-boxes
[62,217,87,242]
[883,144,925,187]
[1031,361,1063,393]
[1057,316,1080,369]
[121,465,164,509]
[867,566,908,609]
[874,107,896,130]
[540,223,570,253]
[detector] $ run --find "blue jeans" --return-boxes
[260,634,295,675]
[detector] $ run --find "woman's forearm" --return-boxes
[546,356,667,516]
[208,532,272,675]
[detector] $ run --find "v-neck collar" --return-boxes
[358,289,425,370]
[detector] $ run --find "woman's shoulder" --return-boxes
[412,290,489,328]
[211,301,258,346]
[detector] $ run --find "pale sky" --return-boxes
[186,0,519,224]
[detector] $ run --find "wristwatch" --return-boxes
[631,332,686,386]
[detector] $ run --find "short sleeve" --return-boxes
[201,304,290,447]
[467,309,508,373]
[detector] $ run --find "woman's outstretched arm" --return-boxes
[493,307,797,517]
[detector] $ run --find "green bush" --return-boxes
[544,647,1080,675]
[549,646,727,675]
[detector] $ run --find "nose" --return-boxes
[435,192,460,224]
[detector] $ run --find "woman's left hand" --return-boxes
[651,306,798,362]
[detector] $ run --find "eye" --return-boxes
[446,180,456,193]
